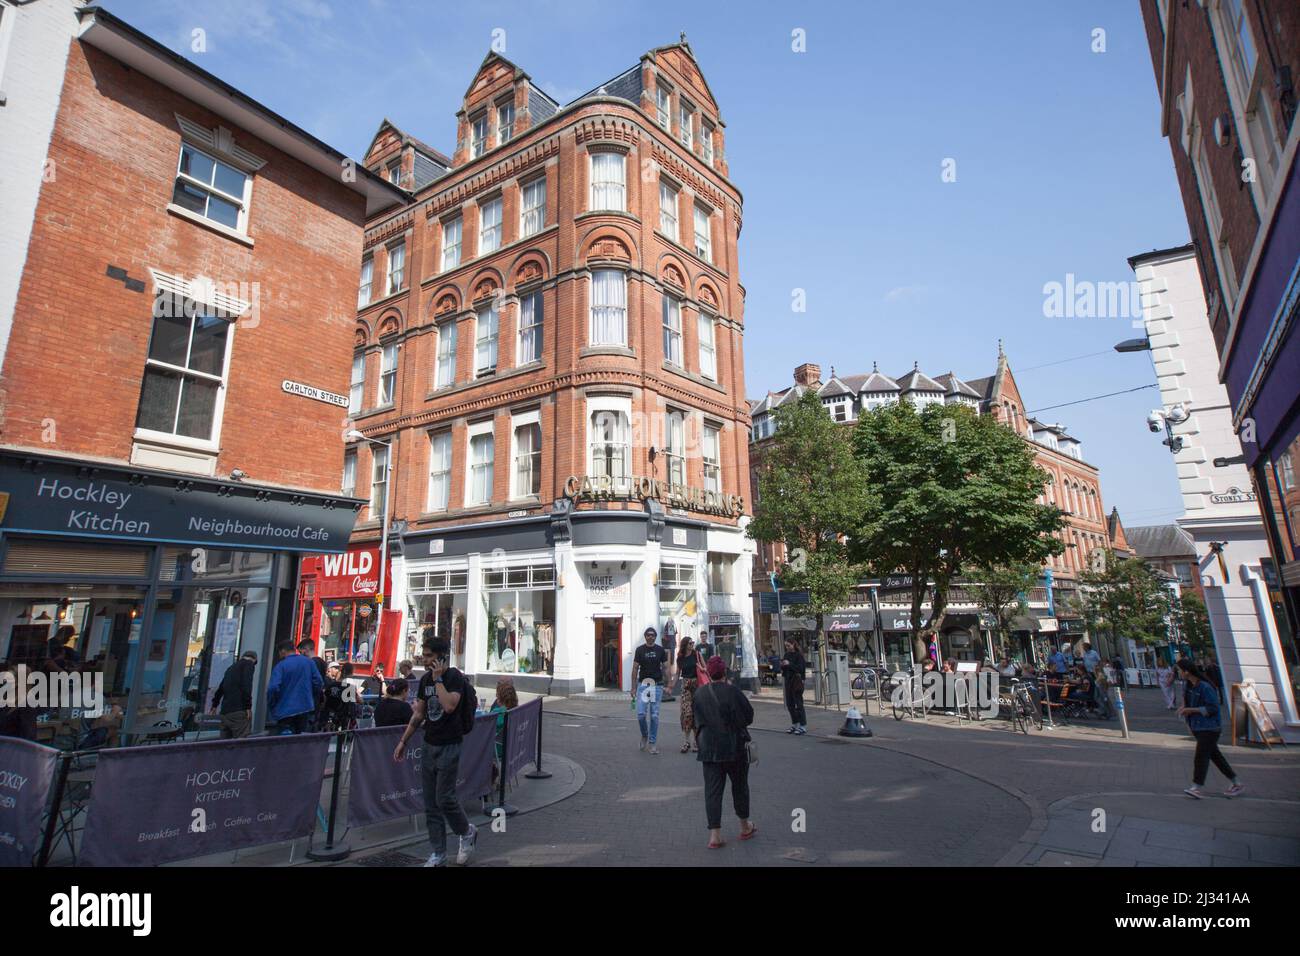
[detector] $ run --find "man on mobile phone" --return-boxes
[394,637,477,867]
[630,626,668,754]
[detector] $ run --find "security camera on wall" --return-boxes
[1147,411,1165,432]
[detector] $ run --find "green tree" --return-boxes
[1171,591,1213,656]
[967,561,1039,660]
[852,401,1064,660]
[746,391,874,673]
[1077,553,1173,649]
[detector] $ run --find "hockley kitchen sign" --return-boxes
[0,453,359,553]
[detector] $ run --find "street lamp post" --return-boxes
[347,431,393,620]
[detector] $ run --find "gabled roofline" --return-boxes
[643,35,723,119]
[76,7,407,217]
[462,49,530,102]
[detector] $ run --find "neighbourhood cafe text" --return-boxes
[564,475,744,518]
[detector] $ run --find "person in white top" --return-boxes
[1156,661,1177,709]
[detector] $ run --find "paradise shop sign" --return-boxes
[564,474,744,519]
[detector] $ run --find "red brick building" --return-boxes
[340,40,754,694]
[748,347,1132,667]
[0,6,404,737]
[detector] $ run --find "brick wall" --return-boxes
[347,49,748,540]
[0,41,369,495]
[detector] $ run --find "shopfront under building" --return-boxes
[0,450,359,741]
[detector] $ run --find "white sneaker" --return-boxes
[1224,783,1244,798]
[639,737,647,751]
[456,823,477,865]
[1183,786,1204,799]
[423,851,446,867]
[648,744,660,755]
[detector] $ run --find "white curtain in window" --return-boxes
[521,178,546,237]
[697,313,716,380]
[428,432,451,511]
[470,433,494,505]
[703,425,721,491]
[479,198,502,255]
[589,152,625,211]
[659,181,678,236]
[590,270,627,346]
[662,295,682,365]
[349,352,365,414]
[442,218,461,271]
[436,321,457,388]
[518,292,542,364]
[476,305,498,375]
[387,243,406,293]
[590,410,629,479]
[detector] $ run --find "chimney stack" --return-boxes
[793,363,821,387]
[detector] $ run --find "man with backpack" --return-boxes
[394,636,477,867]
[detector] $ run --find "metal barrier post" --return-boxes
[36,752,73,868]
[1114,687,1130,739]
[307,731,351,861]
[524,700,551,779]
[487,710,518,817]
[1041,677,1055,730]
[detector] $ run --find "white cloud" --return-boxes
[883,285,926,303]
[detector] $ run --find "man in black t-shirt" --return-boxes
[630,626,668,754]
[394,636,477,867]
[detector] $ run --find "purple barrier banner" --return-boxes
[79,733,331,867]
[503,698,542,780]
[347,714,495,828]
[0,737,59,867]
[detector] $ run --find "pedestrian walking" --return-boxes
[394,636,477,867]
[693,656,756,848]
[779,639,807,735]
[374,680,414,727]
[1176,659,1243,799]
[1081,641,1101,672]
[661,621,678,701]
[677,636,702,753]
[267,641,323,735]
[630,626,669,754]
[1092,661,1113,719]
[1157,660,1177,709]
[210,650,257,738]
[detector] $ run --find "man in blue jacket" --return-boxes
[267,641,323,735]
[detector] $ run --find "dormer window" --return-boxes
[386,160,402,185]
[470,113,488,159]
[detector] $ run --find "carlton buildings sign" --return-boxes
[564,474,745,518]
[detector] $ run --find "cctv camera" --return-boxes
[1146,411,1164,433]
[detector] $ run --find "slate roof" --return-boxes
[1124,524,1197,559]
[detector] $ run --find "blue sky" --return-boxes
[106,0,1192,528]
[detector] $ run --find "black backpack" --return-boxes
[454,670,478,735]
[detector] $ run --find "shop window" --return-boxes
[708,553,734,593]
[409,587,469,671]
[659,562,697,644]
[482,563,556,675]
[319,597,380,664]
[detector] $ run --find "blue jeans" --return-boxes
[636,682,662,743]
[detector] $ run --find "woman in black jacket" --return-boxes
[693,656,756,848]
[779,639,807,735]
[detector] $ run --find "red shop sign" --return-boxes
[302,547,385,598]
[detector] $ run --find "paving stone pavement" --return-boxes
[340,685,1299,868]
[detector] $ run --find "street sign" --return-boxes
[779,590,810,607]
[757,592,779,613]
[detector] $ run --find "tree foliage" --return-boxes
[1076,552,1175,646]
[851,401,1063,657]
[967,560,1039,657]
[746,391,873,630]
[1171,591,1213,656]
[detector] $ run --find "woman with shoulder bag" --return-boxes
[677,637,703,753]
[693,657,757,849]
